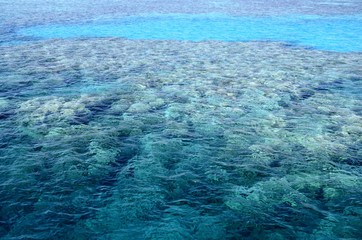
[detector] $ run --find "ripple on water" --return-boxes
[16,14,362,52]
[0,39,361,239]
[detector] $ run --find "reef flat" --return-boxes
[0,39,361,239]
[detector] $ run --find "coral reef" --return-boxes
[0,39,361,239]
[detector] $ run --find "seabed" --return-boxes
[0,38,361,239]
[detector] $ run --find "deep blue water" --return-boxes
[17,14,362,52]
[1,1,362,239]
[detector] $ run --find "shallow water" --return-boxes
[1,1,362,240]
[16,14,362,52]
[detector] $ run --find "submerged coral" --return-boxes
[0,39,361,239]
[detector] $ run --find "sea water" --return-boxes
[0,1,361,239]
[17,14,362,52]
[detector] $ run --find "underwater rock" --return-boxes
[109,100,131,115]
[87,141,119,177]
[81,168,166,238]
[88,141,118,165]
[341,125,362,137]
[136,112,165,128]
[193,122,225,145]
[144,135,184,170]
[127,102,151,113]
[0,98,12,119]
[149,98,165,109]
[293,133,347,157]
[0,98,9,111]
[164,103,192,121]
[17,96,91,126]
[224,176,323,236]
[162,122,190,138]
[323,173,361,199]
[121,115,145,135]
[83,94,118,114]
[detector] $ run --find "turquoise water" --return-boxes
[1,1,362,239]
[18,14,362,52]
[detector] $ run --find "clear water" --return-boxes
[17,14,362,52]
[0,1,362,240]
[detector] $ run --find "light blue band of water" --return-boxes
[17,14,362,52]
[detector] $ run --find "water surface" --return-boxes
[0,1,361,240]
[17,14,362,52]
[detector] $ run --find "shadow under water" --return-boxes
[0,39,361,239]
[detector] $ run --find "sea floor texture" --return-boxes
[0,39,361,239]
